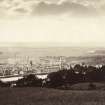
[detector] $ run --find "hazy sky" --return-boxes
[0,0,105,47]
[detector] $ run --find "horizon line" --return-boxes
[0,42,104,48]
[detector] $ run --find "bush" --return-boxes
[16,74,42,87]
[46,69,85,88]
[0,81,10,87]
[46,70,66,88]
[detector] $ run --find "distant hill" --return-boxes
[0,47,104,65]
[67,55,105,65]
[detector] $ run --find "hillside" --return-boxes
[67,55,105,65]
[0,47,104,65]
[0,87,105,105]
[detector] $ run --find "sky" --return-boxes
[0,0,105,47]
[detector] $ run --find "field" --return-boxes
[0,87,105,105]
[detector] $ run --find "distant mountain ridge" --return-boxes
[67,55,105,65]
[0,47,104,65]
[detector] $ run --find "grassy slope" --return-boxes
[70,82,105,90]
[0,87,105,105]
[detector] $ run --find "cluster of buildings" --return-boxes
[0,56,71,77]
[0,55,103,77]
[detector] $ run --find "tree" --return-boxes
[16,74,42,87]
[47,70,67,88]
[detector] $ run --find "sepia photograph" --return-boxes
[0,0,105,105]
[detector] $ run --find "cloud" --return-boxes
[14,8,27,13]
[31,1,99,17]
[0,0,104,18]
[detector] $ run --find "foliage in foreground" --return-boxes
[16,74,42,87]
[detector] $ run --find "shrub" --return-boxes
[16,74,42,87]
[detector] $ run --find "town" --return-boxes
[0,56,71,77]
[0,55,103,77]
